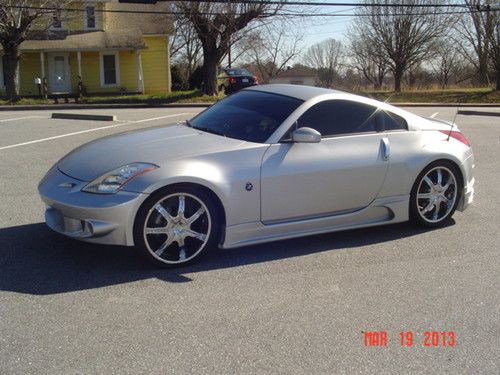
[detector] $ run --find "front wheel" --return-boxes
[410,161,462,227]
[133,187,219,267]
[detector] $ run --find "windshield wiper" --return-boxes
[185,119,192,127]
[192,126,226,137]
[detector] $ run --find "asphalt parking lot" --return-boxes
[0,106,498,374]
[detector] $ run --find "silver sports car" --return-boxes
[38,84,475,267]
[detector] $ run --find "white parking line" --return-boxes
[0,113,189,151]
[430,112,439,118]
[0,116,46,123]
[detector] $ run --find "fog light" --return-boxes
[81,220,93,236]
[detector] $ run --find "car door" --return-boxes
[260,99,390,223]
[376,109,415,198]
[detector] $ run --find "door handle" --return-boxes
[381,137,390,161]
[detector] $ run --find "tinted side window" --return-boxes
[382,111,408,131]
[297,100,378,137]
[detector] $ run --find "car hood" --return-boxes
[57,124,246,181]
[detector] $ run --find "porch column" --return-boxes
[77,51,82,77]
[77,51,83,98]
[136,50,144,94]
[40,51,47,98]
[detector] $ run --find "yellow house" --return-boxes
[2,1,173,97]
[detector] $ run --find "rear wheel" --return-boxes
[410,161,462,227]
[134,186,219,267]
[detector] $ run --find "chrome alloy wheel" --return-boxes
[416,166,458,224]
[143,193,211,264]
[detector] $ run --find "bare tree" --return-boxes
[170,17,202,88]
[352,0,451,92]
[347,32,388,90]
[0,0,72,99]
[485,4,500,89]
[174,1,283,95]
[455,0,499,85]
[429,37,462,88]
[243,21,303,83]
[303,38,343,88]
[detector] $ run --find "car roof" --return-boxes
[244,84,345,101]
[244,83,426,133]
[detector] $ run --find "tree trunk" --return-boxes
[2,43,21,100]
[376,69,384,90]
[496,71,500,91]
[478,54,490,86]
[394,67,404,93]
[202,55,218,96]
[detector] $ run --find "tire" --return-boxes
[409,160,462,228]
[133,185,220,267]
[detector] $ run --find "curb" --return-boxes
[393,103,500,108]
[52,113,117,121]
[0,103,213,111]
[458,110,500,117]
[0,102,498,111]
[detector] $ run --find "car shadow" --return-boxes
[0,221,453,295]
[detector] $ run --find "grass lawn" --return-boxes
[0,90,223,106]
[80,90,224,104]
[0,98,51,105]
[0,88,498,106]
[360,87,500,103]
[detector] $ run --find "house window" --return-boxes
[85,6,96,29]
[100,52,120,86]
[52,8,62,29]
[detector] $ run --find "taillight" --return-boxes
[439,130,471,147]
[229,77,237,84]
[253,76,258,84]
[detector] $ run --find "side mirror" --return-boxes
[291,127,321,143]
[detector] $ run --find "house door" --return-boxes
[48,54,71,93]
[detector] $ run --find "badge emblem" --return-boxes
[245,182,254,191]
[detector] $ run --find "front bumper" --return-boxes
[38,166,147,246]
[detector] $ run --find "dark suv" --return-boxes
[217,67,258,94]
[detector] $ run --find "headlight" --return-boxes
[82,163,158,194]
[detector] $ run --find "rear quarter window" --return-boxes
[381,111,408,131]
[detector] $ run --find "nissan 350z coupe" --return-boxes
[38,84,475,267]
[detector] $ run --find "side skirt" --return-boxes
[221,195,409,249]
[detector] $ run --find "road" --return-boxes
[0,106,498,374]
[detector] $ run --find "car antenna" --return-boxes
[448,97,461,142]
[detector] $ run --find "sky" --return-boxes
[286,0,359,47]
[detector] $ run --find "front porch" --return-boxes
[13,49,145,98]
[2,30,149,98]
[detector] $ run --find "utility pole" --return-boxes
[227,0,232,68]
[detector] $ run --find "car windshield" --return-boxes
[227,68,251,76]
[189,90,303,143]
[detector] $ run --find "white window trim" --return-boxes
[100,51,120,87]
[84,4,98,31]
[49,8,65,31]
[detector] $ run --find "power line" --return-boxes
[4,4,486,17]
[154,1,470,8]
